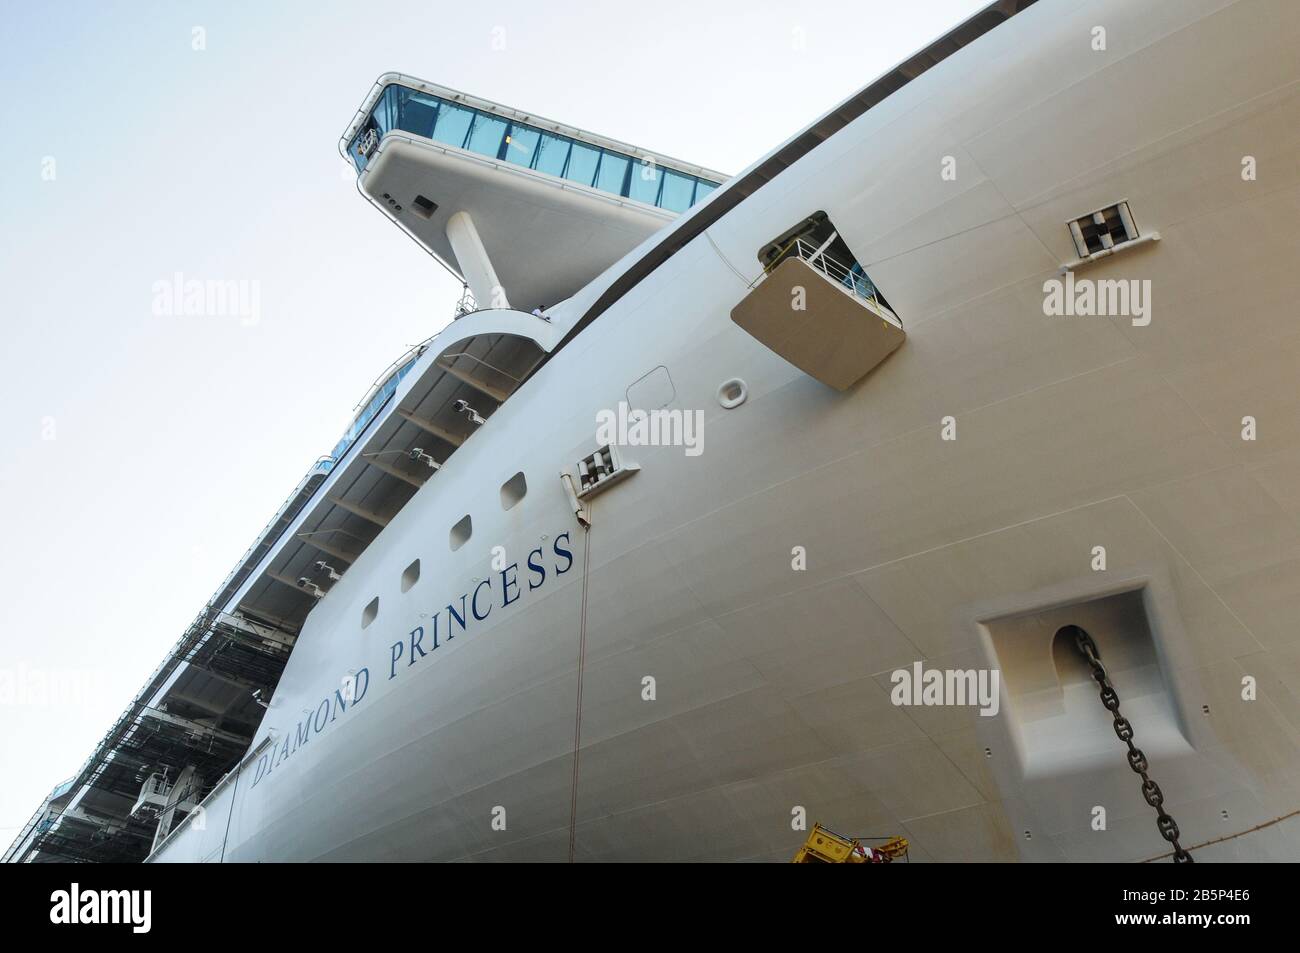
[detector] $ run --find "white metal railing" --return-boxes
[761,236,901,328]
[453,286,476,319]
[145,736,273,862]
[790,238,880,303]
[131,774,172,817]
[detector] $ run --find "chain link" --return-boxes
[1068,625,1193,863]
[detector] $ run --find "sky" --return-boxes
[0,0,988,846]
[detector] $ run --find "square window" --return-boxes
[401,559,420,592]
[450,514,472,551]
[500,472,527,510]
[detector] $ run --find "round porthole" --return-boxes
[717,378,747,409]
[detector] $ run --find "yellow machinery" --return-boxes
[792,824,909,863]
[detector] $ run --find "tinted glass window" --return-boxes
[594,151,631,195]
[432,103,475,148]
[659,170,695,213]
[502,125,540,167]
[464,112,508,157]
[565,142,600,185]
[532,133,570,177]
[354,86,724,210]
[371,86,399,138]
[627,161,661,205]
[397,90,439,138]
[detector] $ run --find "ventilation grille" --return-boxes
[578,445,618,494]
[1069,201,1138,258]
[574,444,639,499]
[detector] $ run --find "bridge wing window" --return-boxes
[465,113,508,157]
[565,142,601,185]
[595,152,631,194]
[397,90,439,138]
[432,102,475,149]
[503,125,541,167]
[532,132,571,177]
[627,162,661,204]
[348,84,725,213]
[659,170,696,213]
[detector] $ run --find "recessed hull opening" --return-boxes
[1051,624,1096,688]
[980,586,1191,782]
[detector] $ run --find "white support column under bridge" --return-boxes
[445,211,507,309]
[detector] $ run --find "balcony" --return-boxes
[730,238,905,391]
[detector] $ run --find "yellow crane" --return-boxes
[792,824,909,863]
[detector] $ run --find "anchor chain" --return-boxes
[1067,625,1194,863]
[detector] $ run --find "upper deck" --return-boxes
[338,75,729,313]
[343,78,724,214]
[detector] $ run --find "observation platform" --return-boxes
[339,74,728,312]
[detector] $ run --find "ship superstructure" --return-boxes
[11,0,1300,864]
[342,74,727,313]
[4,61,729,868]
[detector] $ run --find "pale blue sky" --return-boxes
[0,0,987,842]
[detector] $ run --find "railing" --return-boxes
[145,735,273,862]
[768,237,887,309]
[2,803,48,863]
[131,774,172,817]
[453,286,476,319]
[345,82,725,213]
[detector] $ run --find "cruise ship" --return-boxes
[8,0,1300,863]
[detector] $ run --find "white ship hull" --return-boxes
[151,0,1300,862]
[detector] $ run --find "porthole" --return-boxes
[361,597,379,629]
[500,471,527,510]
[401,558,420,593]
[717,378,747,409]
[450,514,472,551]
